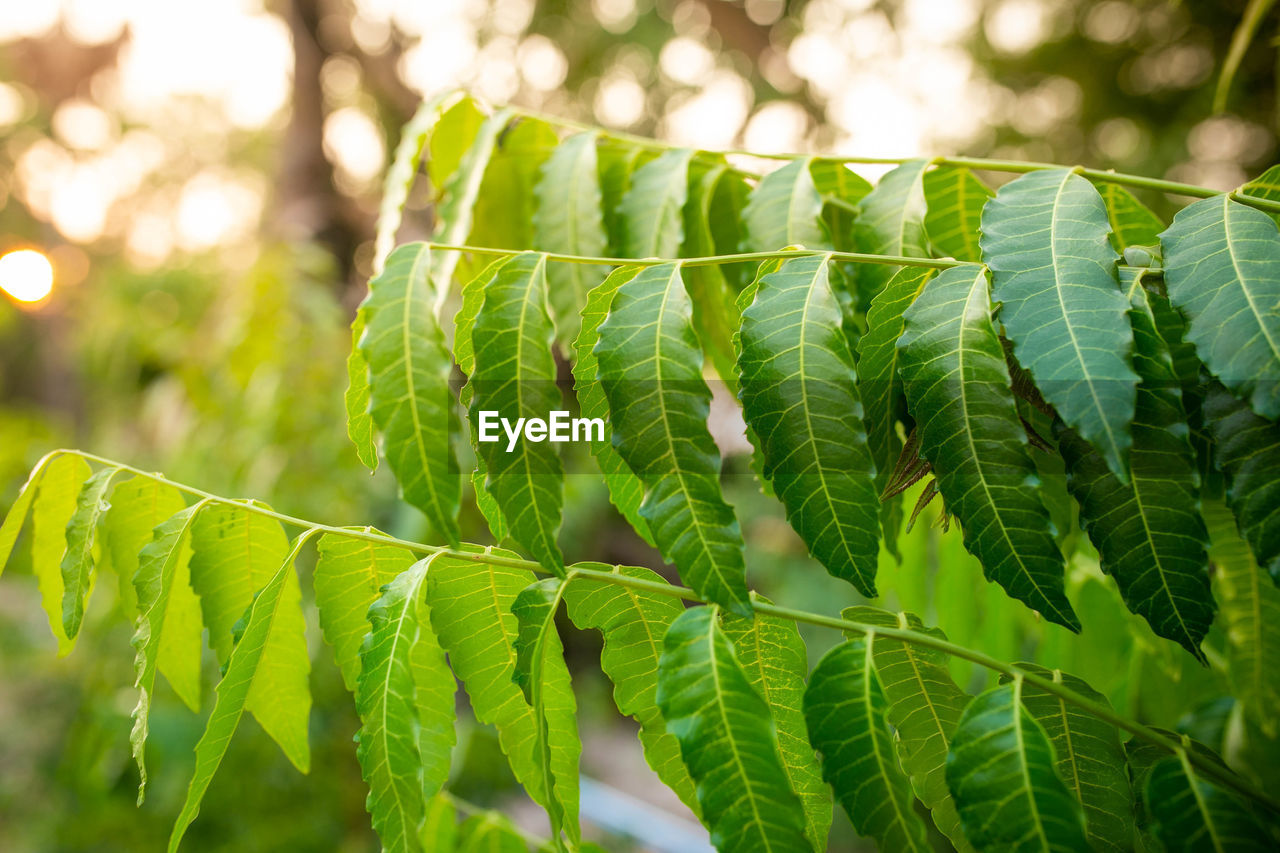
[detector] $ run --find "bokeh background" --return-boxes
[2,1,1277,850]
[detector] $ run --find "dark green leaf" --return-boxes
[468,251,565,575]
[359,242,462,544]
[804,638,931,852]
[898,264,1078,629]
[682,157,743,385]
[810,159,872,250]
[946,680,1091,851]
[1160,194,1280,420]
[1144,751,1273,852]
[656,606,811,853]
[595,262,750,615]
[597,141,652,255]
[743,157,828,252]
[736,253,880,595]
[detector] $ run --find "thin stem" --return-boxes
[424,241,962,271]
[32,448,1280,813]
[505,104,1280,215]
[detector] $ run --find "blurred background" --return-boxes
[1,1,1277,850]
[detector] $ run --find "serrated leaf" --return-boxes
[946,679,1091,851]
[598,141,652,255]
[561,563,697,815]
[683,156,743,386]
[345,304,378,470]
[534,131,609,342]
[359,242,462,544]
[59,465,123,638]
[721,606,832,850]
[1056,276,1213,659]
[168,533,312,853]
[572,265,653,545]
[620,147,693,258]
[430,107,514,311]
[1240,163,1280,204]
[1204,499,1280,739]
[1160,194,1280,420]
[594,262,750,615]
[356,555,457,853]
[470,117,557,252]
[841,606,974,853]
[1144,750,1273,852]
[1098,183,1164,252]
[743,157,828,252]
[1204,382,1280,583]
[375,91,455,273]
[512,577,580,845]
[314,531,416,692]
[804,638,931,852]
[898,265,1078,629]
[855,265,935,554]
[455,256,515,543]
[853,159,930,303]
[1002,664,1134,853]
[656,606,812,853]
[0,452,58,576]
[923,165,992,262]
[468,251,565,575]
[810,159,872,250]
[130,502,206,802]
[426,549,579,819]
[187,504,310,772]
[29,453,91,653]
[981,167,1138,480]
[736,253,880,595]
[100,477,187,625]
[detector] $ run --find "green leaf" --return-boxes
[595,262,750,615]
[455,256,514,543]
[168,533,312,852]
[1160,194,1280,420]
[683,157,743,385]
[59,465,123,638]
[736,253,880,595]
[840,606,973,853]
[923,165,992,262]
[130,503,206,802]
[470,118,557,252]
[1204,500,1280,739]
[359,242,462,544]
[30,453,91,653]
[743,157,828,252]
[345,304,378,470]
[468,251,565,575]
[1144,750,1273,852]
[981,167,1138,480]
[898,265,1078,630]
[804,638,931,852]
[1056,277,1213,659]
[853,159,930,302]
[314,531,416,693]
[188,504,311,772]
[534,131,609,342]
[512,577,580,845]
[421,795,458,852]
[1240,163,1280,203]
[458,813,528,853]
[100,476,186,624]
[946,679,1091,852]
[620,147,694,258]
[855,265,934,553]
[356,555,457,853]
[656,606,812,853]
[1204,380,1280,583]
[0,451,57,575]
[720,607,832,850]
[1098,183,1164,252]
[1002,664,1134,853]
[571,265,653,546]
[375,90,455,272]
[597,141,652,255]
[810,159,872,250]
[561,563,697,816]
[430,107,514,311]
[427,549,579,819]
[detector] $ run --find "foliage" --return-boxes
[4,93,1280,852]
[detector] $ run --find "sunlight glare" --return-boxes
[0,249,55,304]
